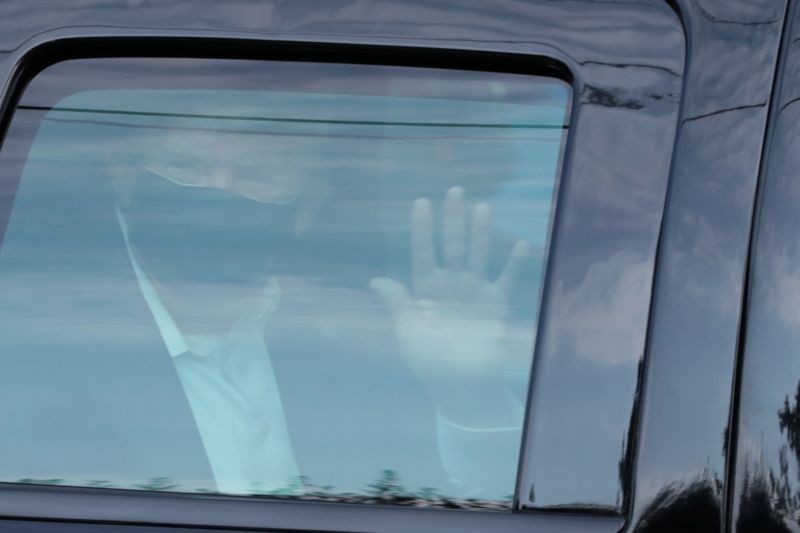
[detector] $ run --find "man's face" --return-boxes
[146,128,311,204]
[118,128,308,334]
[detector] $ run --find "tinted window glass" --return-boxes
[0,57,569,507]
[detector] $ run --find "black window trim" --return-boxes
[0,32,607,533]
[1,483,624,533]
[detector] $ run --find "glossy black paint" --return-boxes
[0,0,790,532]
[627,1,788,532]
[730,1,800,531]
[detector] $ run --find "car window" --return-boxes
[0,57,569,508]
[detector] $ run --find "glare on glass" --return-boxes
[0,58,569,508]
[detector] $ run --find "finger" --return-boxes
[497,240,533,294]
[369,277,418,326]
[468,202,492,278]
[411,197,437,287]
[443,187,466,271]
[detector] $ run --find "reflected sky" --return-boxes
[731,32,800,527]
[0,58,568,504]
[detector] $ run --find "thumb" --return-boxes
[369,277,417,325]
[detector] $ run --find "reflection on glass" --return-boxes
[0,58,569,508]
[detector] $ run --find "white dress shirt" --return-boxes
[117,206,522,501]
[118,209,300,495]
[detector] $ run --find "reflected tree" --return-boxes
[366,469,406,501]
[736,455,790,533]
[778,382,800,471]
[134,477,179,491]
[11,469,512,511]
[14,478,64,486]
[633,469,721,533]
[734,380,800,531]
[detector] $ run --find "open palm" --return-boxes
[370,187,531,388]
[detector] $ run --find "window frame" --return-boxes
[0,35,596,533]
[0,0,687,526]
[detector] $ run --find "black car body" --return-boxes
[0,1,797,532]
